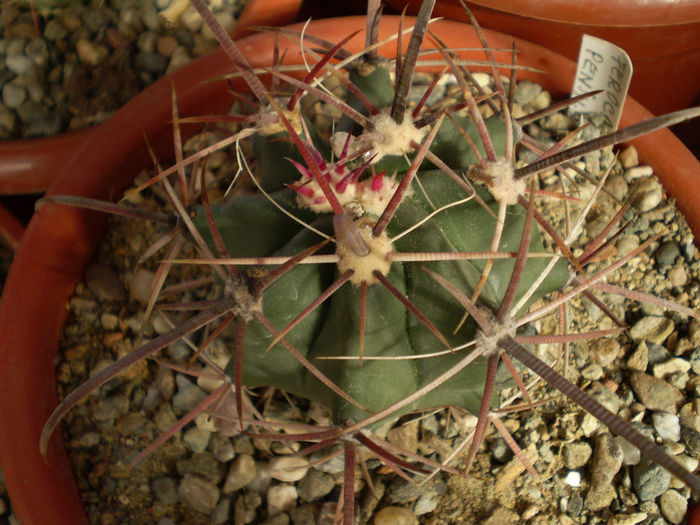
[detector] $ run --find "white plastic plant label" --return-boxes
[570,34,633,130]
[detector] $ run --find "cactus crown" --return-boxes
[40,0,700,521]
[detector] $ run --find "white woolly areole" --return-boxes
[358,175,403,216]
[370,111,427,161]
[257,104,303,136]
[295,172,404,216]
[330,110,427,164]
[336,218,393,285]
[296,182,358,214]
[474,310,517,358]
[470,157,525,206]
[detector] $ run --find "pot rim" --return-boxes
[455,0,700,28]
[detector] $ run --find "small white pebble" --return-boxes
[626,165,654,180]
[563,470,581,487]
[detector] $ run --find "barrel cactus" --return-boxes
[41,0,700,521]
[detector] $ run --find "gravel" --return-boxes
[0,0,247,139]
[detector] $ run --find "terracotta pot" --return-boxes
[0,0,304,250]
[385,0,700,115]
[0,15,697,525]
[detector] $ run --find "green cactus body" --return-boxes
[196,173,567,427]
[191,59,569,428]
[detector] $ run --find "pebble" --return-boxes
[614,435,641,466]
[668,265,688,287]
[297,469,335,502]
[592,338,620,367]
[200,11,236,41]
[584,483,617,512]
[247,460,272,494]
[93,393,129,422]
[59,12,82,33]
[141,1,163,31]
[681,426,700,455]
[626,166,654,180]
[43,19,69,41]
[607,513,647,525]
[208,432,235,462]
[372,506,418,525]
[211,497,232,524]
[627,343,649,372]
[85,262,127,301]
[267,484,298,516]
[386,421,419,454]
[646,342,672,366]
[269,456,310,483]
[629,316,674,344]
[584,433,623,511]
[236,492,262,523]
[483,507,521,525]
[154,403,178,434]
[70,431,100,448]
[655,241,681,266]
[155,365,175,400]
[75,39,109,66]
[222,454,256,494]
[182,426,211,453]
[105,27,132,49]
[156,35,179,57]
[2,82,26,109]
[171,376,208,415]
[629,370,682,413]
[490,438,512,463]
[680,401,700,432]
[134,50,168,74]
[563,441,593,469]
[26,113,63,137]
[177,452,224,484]
[563,470,581,487]
[587,381,623,413]
[653,358,690,380]
[166,45,192,73]
[194,412,217,432]
[83,7,110,34]
[177,473,220,514]
[128,268,156,304]
[152,475,178,505]
[6,55,34,76]
[264,513,290,525]
[290,503,320,524]
[659,489,687,524]
[605,174,629,201]
[632,456,671,501]
[0,102,16,135]
[413,481,444,515]
[631,178,663,211]
[136,31,158,53]
[651,412,681,442]
[619,145,639,168]
[616,234,640,256]
[179,6,203,32]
